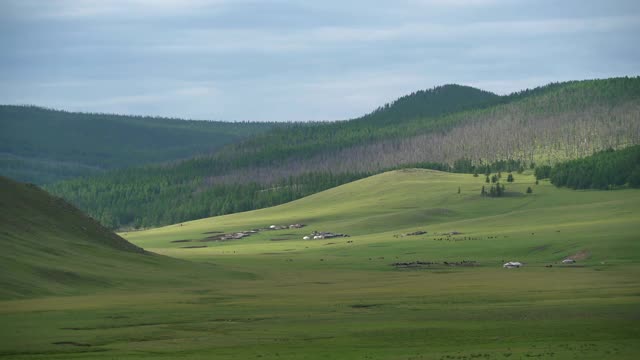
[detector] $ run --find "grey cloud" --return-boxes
[1,0,639,121]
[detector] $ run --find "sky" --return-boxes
[1,0,639,122]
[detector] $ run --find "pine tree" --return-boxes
[526,187,533,194]
[485,175,490,183]
[629,167,640,188]
[507,173,514,182]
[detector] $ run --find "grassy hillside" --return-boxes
[0,106,277,184]
[47,77,640,229]
[2,170,638,359]
[0,176,233,300]
[126,169,640,266]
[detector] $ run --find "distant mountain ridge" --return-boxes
[0,106,278,184]
[211,84,506,168]
[208,78,640,171]
[42,77,640,229]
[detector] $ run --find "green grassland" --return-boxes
[1,170,639,359]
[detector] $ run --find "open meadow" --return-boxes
[1,169,639,359]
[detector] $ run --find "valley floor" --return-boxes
[2,170,639,359]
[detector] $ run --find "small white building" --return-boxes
[303,236,310,240]
[269,225,277,229]
[503,261,522,268]
[562,259,576,264]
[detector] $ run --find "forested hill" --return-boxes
[212,84,503,168]
[351,84,500,125]
[0,106,278,184]
[535,145,640,190]
[47,77,640,229]
[203,78,640,170]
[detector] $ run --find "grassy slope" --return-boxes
[0,176,237,300]
[129,169,640,266]
[1,170,639,359]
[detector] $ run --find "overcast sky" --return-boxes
[1,0,639,121]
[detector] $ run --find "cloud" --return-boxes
[122,14,640,55]
[11,13,635,64]
[1,81,221,118]
[2,0,639,121]
[78,84,219,106]
[4,0,236,20]
[410,0,503,7]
